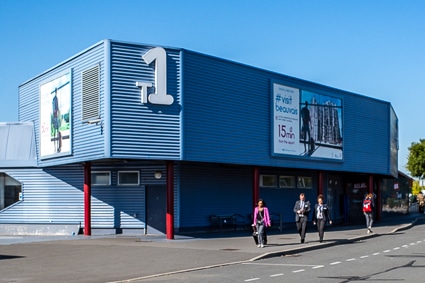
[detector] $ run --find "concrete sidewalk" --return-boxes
[0,214,424,283]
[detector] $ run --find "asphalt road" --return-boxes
[142,222,425,282]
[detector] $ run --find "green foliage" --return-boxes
[406,139,425,178]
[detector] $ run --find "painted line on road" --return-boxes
[360,255,369,258]
[243,263,318,267]
[383,250,391,253]
[393,247,400,250]
[244,278,260,282]
[270,273,284,277]
[330,261,341,265]
[346,258,356,261]
[372,252,380,255]
[292,269,305,273]
[312,265,324,269]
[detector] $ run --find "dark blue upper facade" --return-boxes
[15,39,397,177]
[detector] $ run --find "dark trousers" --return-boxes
[296,216,308,240]
[316,219,326,241]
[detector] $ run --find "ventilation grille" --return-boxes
[82,65,100,122]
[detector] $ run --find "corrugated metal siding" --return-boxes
[0,167,84,223]
[0,161,177,230]
[180,163,321,227]
[18,41,107,167]
[109,42,182,159]
[179,163,252,227]
[182,50,392,175]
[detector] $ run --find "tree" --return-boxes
[406,139,425,179]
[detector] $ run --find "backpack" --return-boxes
[363,198,372,212]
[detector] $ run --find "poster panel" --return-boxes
[40,72,72,158]
[272,83,343,160]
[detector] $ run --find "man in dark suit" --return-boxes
[293,193,311,243]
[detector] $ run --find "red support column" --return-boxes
[253,166,259,208]
[84,162,91,236]
[369,175,374,195]
[166,161,174,240]
[318,171,324,196]
[376,177,382,221]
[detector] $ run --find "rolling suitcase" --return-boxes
[252,224,267,245]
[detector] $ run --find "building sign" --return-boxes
[39,71,72,158]
[272,82,343,160]
[136,47,174,105]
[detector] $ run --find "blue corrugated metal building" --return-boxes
[0,39,398,237]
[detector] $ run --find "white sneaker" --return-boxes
[260,244,264,248]
[367,229,370,234]
[368,227,373,233]
[257,244,261,248]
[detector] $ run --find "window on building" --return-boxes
[279,176,296,188]
[298,176,313,189]
[0,173,22,210]
[118,171,140,186]
[91,171,111,186]
[260,175,277,188]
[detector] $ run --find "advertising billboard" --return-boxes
[39,71,72,158]
[272,82,343,160]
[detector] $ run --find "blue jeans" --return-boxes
[364,212,373,228]
[256,222,265,245]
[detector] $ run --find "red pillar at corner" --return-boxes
[84,162,91,236]
[166,160,175,240]
[253,166,259,208]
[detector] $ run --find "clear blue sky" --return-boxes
[1,0,424,174]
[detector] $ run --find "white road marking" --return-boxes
[292,269,305,273]
[393,247,400,250]
[360,255,369,258]
[373,252,380,255]
[383,250,391,253]
[346,258,356,261]
[312,265,324,269]
[244,278,260,282]
[270,273,284,277]
[330,261,341,265]
[243,263,318,267]
[402,245,409,248]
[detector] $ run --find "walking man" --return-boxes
[294,193,311,243]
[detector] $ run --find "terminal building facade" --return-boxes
[0,39,399,237]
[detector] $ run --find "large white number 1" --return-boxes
[142,47,174,105]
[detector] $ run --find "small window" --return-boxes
[118,171,140,186]
[91,171,111,186]
[0,174,22,210]
[260,175,277,187]
[279,176,296,188]
[298,176,313,189]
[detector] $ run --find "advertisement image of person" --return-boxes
[52,88,62,153]
[312,194,332,243]
[252,199,271,248]
[363,193,374,234]
[293,193,311,243]
[301,101,311,153]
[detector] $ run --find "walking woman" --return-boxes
[252,199,271,248]
[312,194,332,243]
[363,193,374,234]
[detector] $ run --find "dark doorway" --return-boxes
[146,186,166,234]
